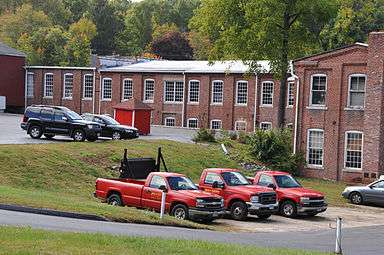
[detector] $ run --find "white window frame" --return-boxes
[83,74,94,100]
[188,80,200,104]
[261,81,274,107]
[164,117,176,127]
[26,72,34,98]
[63,73,74,99]
[187,118,199,129]
[309,74,327,107]
[163,80,184,104]
[211,80,224,105]
[347,74,366,109]
[306,128,324,168]
[102,78,112,101]
[260,122,272,131]
[235,121,247,131]
[287,82,294,108]
[344,131,363,170]
[236,80,248,106]
[210,119,222,130]
[143,79,155,103]
[44,73,54,98]
[122,78,133,101]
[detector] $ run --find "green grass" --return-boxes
[0,226,331,255]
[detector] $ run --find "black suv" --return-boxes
[21,105,102,142]
[82,113,139,140]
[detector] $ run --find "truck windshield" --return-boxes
[221,172,250,186]
[274,175,301,188]
[167,176,198,191]
[66,110,82,120]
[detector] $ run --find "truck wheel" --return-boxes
[257,214,272,219]
[107,194,123,206]
[112,131,121,140]
[171,204,189,220]
[230,201,248,221]
[44,134,55,139]
[280,200,297,218]
[72,129,86,142]
[29,125,43,139]
[350,192,363,205]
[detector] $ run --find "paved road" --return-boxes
[0,209,382,255]
[0,113,195,144]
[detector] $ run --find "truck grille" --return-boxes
[200,198,223,209]
[306,200,326,207]
[259,192,277,205]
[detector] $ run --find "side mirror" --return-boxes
[159,185,168,193]
[212,181,224,189]
[62,116,68,121]
[268,183,277,190]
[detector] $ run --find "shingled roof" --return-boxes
[0,41,26,57]
[113,98,153,110]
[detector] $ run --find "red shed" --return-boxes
[113,98,152,135]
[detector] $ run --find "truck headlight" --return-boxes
[300,197,310,203]
[250,196,259,203]
[196,199,205,207]
[220,198,224,207]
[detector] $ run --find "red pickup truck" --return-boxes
[253,171,327,217]
[198,169,278,220]
[95,172,225,222]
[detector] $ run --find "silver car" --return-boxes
[342,178,384,206]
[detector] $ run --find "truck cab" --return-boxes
[253,171,327,217]
[198,169,278,220]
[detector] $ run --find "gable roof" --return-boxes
[293,42,368,63]
[101,60,271,74]
[0,42,26,57]
[113,98,153,111]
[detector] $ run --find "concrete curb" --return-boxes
[0,204,109,222]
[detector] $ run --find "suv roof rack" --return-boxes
[30,105,70,111]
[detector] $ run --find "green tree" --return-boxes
[67,18,97,66]
[29,0,72,27]
[190,0,337,127]
[150,31,193,60]
[320,0,384,50]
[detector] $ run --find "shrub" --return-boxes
[192,128,216,143]
[237,131,250,144]
[247,129,304,176]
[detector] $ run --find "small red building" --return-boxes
[113,98,152,135]
[0,42,26,112]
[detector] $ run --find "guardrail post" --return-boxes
[335,217,342,254]
[160,191,166,219]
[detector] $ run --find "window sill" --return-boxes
[62,97,72,100]
[306,165,324,170]
[210,103,223,106]
[260,105,273,108]
[43,96,53,99]
[235,104,248,107]
[306,106,328,110]
[344,107,364,111]
[163,102,183,105]
[187,102,199,105]
[82,98,92,101]
[286,105,294,109]
[143,100,154,103]
[342,168,362,173]
[101,99,112,102]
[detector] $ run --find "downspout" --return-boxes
[253,73,258,132]
[98,71,102,114]
[291,62,300,154]
[182,71,186,128]
[92,68,96,114]
[24,67,28,110]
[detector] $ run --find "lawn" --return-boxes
[0,139,349,229]
[0,226,331,255]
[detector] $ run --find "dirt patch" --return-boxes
[218,205,384,233]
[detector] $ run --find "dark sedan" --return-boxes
[342,177,384,206]
[82,114,139,140]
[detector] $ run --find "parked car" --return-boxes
[342,177,384,206]
[82,113,139,140]
[21,105,101,142]
[198,168,278,220]
[95,172,224,222]
[252,171,327,217]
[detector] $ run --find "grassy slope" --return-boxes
[0,226,331,255]
[0,140,238,228]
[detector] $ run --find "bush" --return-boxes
[237,131,250,144]
[247,129,304,176]
[192,128,216,143]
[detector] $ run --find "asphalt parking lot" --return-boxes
[0,113,196,144]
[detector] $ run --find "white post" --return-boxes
[160,191,166,219]
[335,217,342,254]
[221,143,229,155]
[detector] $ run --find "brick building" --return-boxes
[0,42,26,112]
[24,32,384,182]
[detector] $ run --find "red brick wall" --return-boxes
[0,55,25,111]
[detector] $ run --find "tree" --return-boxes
[150,31,193,60]
[320,0,384,50]
[67,18,97,66]
[190,0,337,127]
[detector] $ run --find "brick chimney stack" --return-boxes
[363,31,384,177]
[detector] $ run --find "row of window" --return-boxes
[309,74,366,109]
[307,129,363,170]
